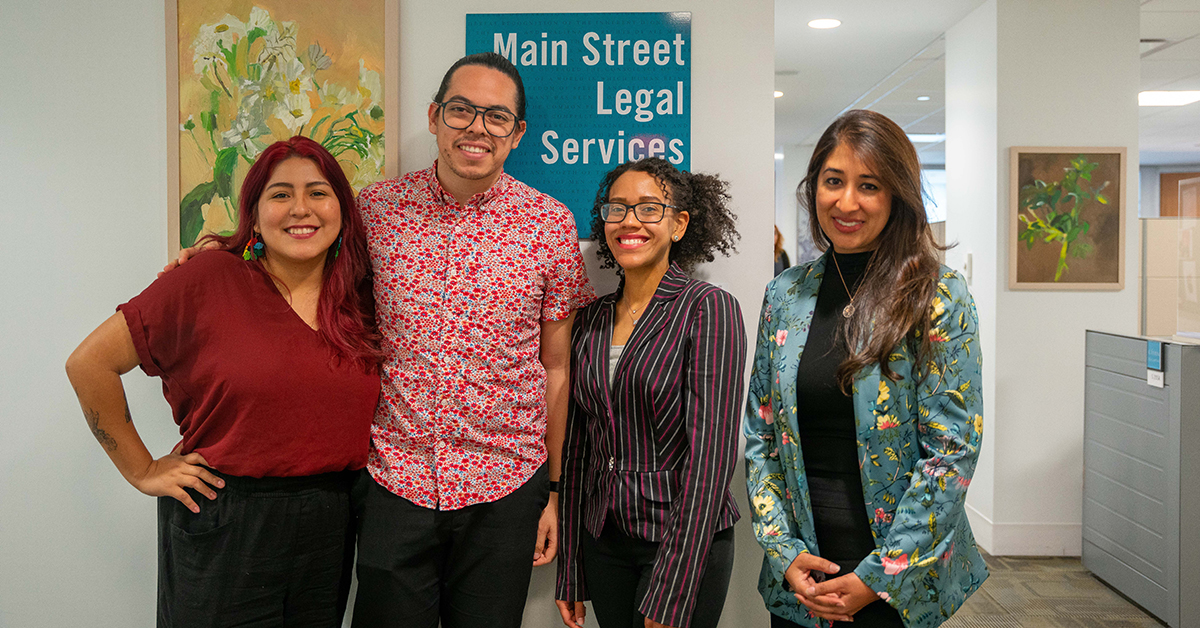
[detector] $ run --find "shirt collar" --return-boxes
[425,160,513,210]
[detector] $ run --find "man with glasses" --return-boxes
[351,52,595,627]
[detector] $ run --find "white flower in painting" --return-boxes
[275,92,313,134]
[192,14,246,74]
[358,59,383,106]
[221,110,270,158]
[320,82,363,109]
[258,19,298,69]
[246,7,275,36]
[238,74,279,113]
[308,43,333,71]
[275,58,314,99]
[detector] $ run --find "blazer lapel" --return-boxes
[612,263,688,386]
[590,294,618,418]
[770,256,827,414]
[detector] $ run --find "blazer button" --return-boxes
[608,457,614,471]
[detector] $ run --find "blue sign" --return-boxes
[466,12,692,237]
[1147,340,1162,371]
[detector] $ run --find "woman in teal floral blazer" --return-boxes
[744,110,988,628]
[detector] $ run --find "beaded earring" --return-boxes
[332,234,343,260]
[242,233,265,261]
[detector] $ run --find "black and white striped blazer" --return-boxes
[556,262,747,628]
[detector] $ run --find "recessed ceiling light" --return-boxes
[775,153,785,160]
[808,18,841,29]
[917,95,931,101]
[906,134,946,143]
[1139,91,1200,107]
[774,91,784,98]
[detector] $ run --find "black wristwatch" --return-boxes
[548,480,560,493]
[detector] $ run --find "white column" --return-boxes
[946,0,1141,556]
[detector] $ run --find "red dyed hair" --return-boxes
[204,136,379,368]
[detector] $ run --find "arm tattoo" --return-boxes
[84,407,118,452]
[124,404,132,424]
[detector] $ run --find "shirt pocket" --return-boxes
[638,469,679,504]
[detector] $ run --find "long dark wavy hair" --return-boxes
[203,136,380,369]
[590,157,739,272]
[798,110,948,390]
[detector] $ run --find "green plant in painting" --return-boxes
[1016,155,1110,281]
[180,7,385,247]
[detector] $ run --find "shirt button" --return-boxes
[608,457,614,471]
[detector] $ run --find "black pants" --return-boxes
[157,471,357,628]
[781,473,904,628]
[580,519,735,628]
[770,599,904,628]
[351,465,550,628]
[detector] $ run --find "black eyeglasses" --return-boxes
[599,202,676,224]
[435,100,519,137]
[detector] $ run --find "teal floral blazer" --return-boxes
[743,254,988,628]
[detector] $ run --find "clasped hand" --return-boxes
[785,553,878,623]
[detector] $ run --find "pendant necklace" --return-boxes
[626,297,648,322]
[831,252,859,319]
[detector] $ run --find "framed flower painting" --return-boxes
[166,0,398,254]
[1009,147,1126,290]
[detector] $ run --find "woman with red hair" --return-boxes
[66,136,380,627]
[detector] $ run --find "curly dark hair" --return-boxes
[590,158,739,272]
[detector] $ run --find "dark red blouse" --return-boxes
[118,250,380,478]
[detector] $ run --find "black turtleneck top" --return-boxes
[795,250,873,474]
[795,250,876,569]
[793,250,906,626]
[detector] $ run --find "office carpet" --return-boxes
[943,553,1166,628]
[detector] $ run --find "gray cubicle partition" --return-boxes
[1083,331,1199,627]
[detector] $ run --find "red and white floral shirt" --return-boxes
[358,163,595,510]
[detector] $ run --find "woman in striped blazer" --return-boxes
[555,157,746,628]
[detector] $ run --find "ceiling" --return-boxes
[1139,0,1200,165]
[773,0,983,163]
[775,0,1200,167]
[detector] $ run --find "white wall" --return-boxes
[0,0,774,626]
[946,0,1141,556]
[0,2,173,626]
[945,0,1000,542]
[775,142,820,265]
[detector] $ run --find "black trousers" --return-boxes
[157,471,357,628]
[580,519,735,628]
[784,473,904,628]
[770,599,904,628]
[351,465,550,628]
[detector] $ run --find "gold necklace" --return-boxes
[831,252,859,319]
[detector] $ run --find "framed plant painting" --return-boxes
[1009,147,1126,290]
[166,0,398,255]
